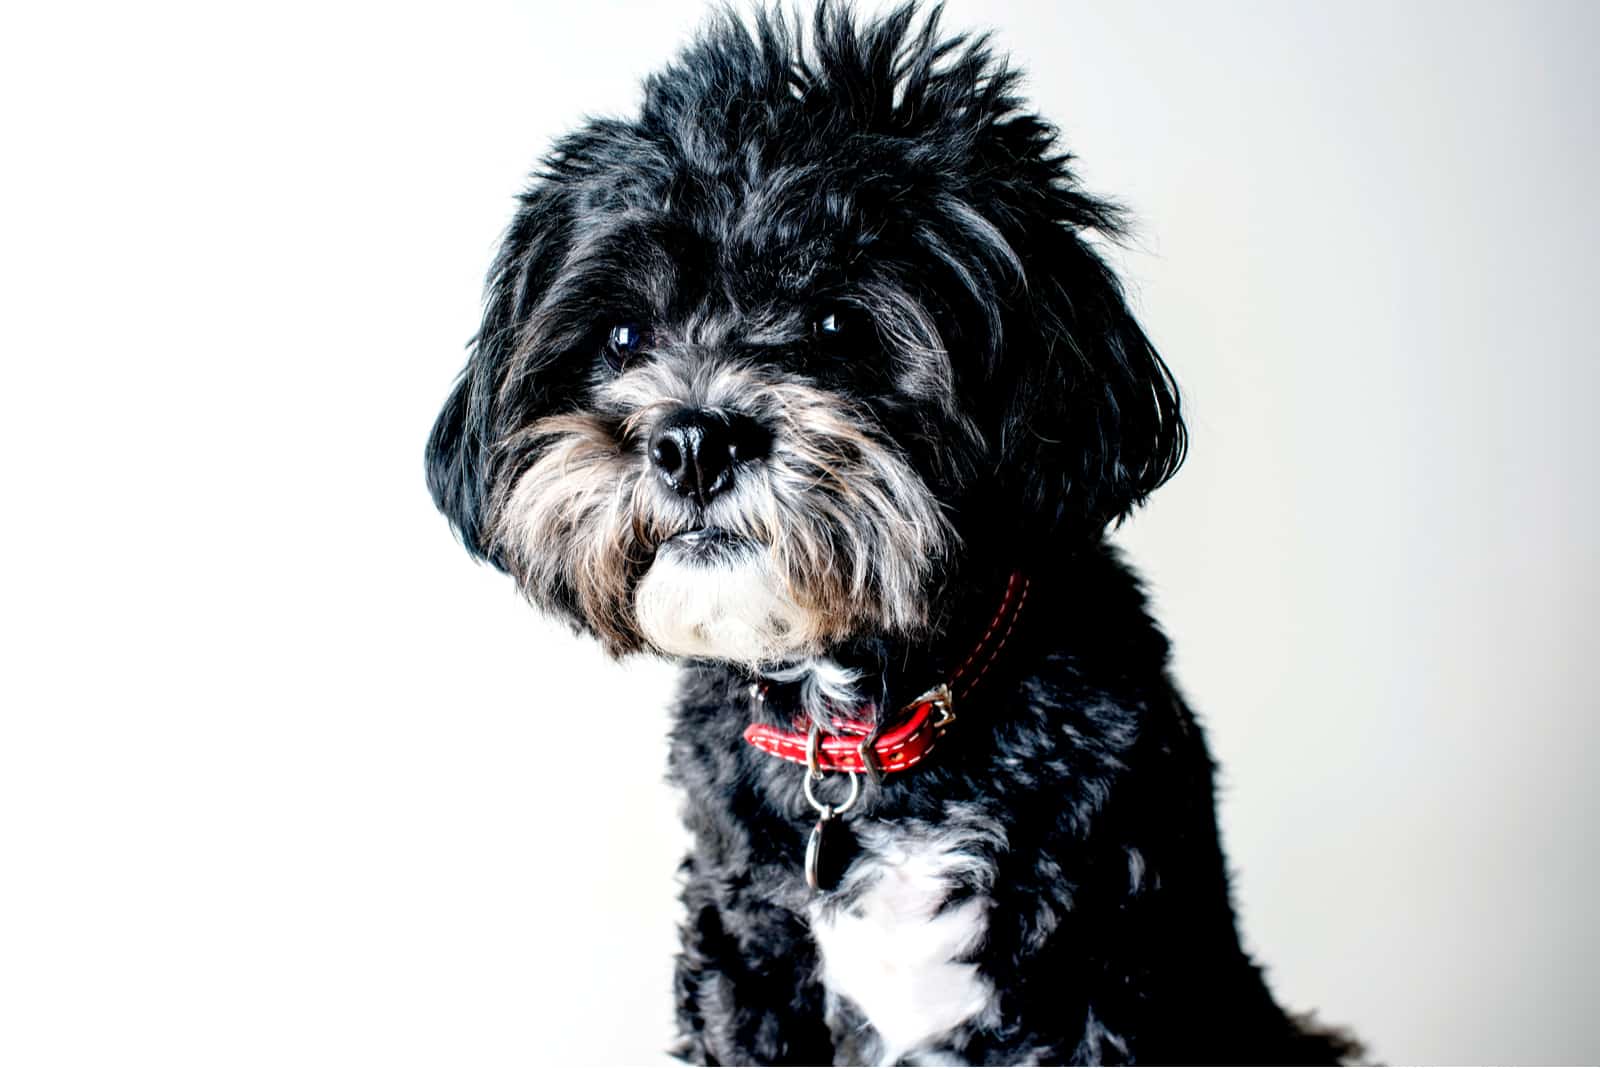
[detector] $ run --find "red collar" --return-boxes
[742,572,1030,779]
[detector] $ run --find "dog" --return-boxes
[425,3,1358,1063]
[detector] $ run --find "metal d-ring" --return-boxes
[802,723,860,816]
[856,735,883,786]
[806,723,824,782]
[803,765,860,816]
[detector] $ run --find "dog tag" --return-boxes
[804,807,855,892]
[805,808,832,891]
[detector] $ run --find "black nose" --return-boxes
[649,408,768,506]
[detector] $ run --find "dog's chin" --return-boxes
[633,529,818,668]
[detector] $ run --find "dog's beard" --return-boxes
[632,533,811,664]
[486,358,956,665]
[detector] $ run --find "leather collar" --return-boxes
[742,572,1030,779]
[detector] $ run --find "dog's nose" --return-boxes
[649,408,768,506]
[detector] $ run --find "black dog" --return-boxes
[426,4,1357,1063]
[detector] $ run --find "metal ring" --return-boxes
[806,724,823,781]
[856,736,883,786]
[803,767,860,816]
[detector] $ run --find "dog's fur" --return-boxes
[426,4,1358,1063]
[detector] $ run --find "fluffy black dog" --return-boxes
[426,4,1357,1063]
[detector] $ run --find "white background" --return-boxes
[3,1,1597,1064]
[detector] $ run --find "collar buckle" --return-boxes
[918,682,956,730]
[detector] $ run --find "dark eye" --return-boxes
[604,321,648,370]
[813,308,854,337]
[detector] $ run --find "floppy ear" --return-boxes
[425,185,569,564]
[997,220,1186,540]
[425,366,489,558]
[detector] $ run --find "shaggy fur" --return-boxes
[426,3,1358,1063]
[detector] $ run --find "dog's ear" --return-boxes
[426,185,569,564]
[993,215,1186,540]
[425,367,489,559]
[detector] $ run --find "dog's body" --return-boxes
[427,5,1355,1063]
[668,550,1353,1065]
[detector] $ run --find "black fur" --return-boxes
[670,550,1357,1065]
[426,3,1357,1063]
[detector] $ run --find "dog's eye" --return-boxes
[604,322,648,370]
[814,311,845,336]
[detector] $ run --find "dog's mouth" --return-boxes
[657,526,756,564]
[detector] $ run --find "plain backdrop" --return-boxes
[2,1,1597,1064]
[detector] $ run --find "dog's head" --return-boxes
[426,3,1184,666]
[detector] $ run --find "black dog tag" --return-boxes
[804,808,856,892]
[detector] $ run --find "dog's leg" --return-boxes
[671,855,833,1066]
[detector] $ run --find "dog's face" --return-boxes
[426,6,1184,665]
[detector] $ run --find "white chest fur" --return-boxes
[807,817,1004,1061]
